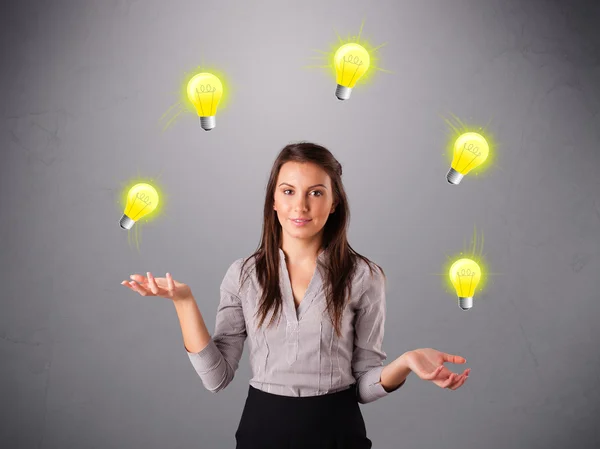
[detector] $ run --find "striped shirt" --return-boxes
[185,247,403,404]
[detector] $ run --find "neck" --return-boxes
[280,239,325,265]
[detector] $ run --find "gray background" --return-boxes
[1,0,599,448]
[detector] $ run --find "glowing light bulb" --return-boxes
[119,183,159,230]
[333,43,370,100]
[446,132,490,185]
[449,258,482,310]
[186,72,223,131]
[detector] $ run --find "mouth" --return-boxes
[290,218,312,222]
[290,218,312,226]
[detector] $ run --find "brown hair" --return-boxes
[239,141,385,338]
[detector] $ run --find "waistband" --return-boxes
[247,383,357,405]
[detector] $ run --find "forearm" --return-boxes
[380,351,412,392]
[172,295,212,353]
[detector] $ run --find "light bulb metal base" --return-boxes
[119,214,135,230]
[458,296,473,310]
[335,84,352,100]
[200,116,216,131]
[446,167,464,185]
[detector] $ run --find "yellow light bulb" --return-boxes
[449,258,482,310]
[186,72,223,131]
[446,132,490,185]
[119,183,159,230]
[333,43,370,100]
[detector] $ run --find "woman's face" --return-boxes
[273,161,336,242]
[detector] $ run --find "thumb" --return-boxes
[443,353,466,364]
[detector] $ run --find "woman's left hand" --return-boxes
[404,348,470,390]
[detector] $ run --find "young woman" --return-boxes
[122,142,470,448]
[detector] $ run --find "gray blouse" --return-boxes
[185,247,404,404]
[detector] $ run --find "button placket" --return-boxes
[285,320,299,365]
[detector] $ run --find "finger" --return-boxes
[129,273,146,281]
[130,274,148,285]
[129,280,151,296]
[421,365,444,380]
[166,273,176,294]
[447,371,468,389]
[449,374,468,390]
[437,366,454,378]
[442,353,467,364]
[121,280,134,290]
[147,272,159,294]
[441,373,457,388]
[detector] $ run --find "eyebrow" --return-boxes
[278,183,328,189]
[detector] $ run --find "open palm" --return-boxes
[405,348,470,390]
[121,272,191,301]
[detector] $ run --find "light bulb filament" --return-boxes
[343,54,364,66]
[464,143,482,156]
[136,192,152,204]
[196,84,217,93]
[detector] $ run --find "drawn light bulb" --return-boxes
[446,132,490,185]
[449,258,482,310]
[119,183,159,230]
[186,72,223,131]
[333,43,370,100]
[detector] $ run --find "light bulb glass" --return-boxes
[186,72,223,130]
[333,43,370,100]
[119,183,159,230]
[449,258,482,310]
[447,132,490,184]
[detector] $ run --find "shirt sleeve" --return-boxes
[185,258,247,393]
[352,263,405,404]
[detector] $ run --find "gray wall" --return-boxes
[2,0,599,448]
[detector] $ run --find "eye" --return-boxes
[282,189,323,196]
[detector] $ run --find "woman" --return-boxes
[122,142,470,448]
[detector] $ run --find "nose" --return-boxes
[294,196,309,211]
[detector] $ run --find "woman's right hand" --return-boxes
[121,272,192,302]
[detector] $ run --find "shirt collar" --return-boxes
[278,247,327,262]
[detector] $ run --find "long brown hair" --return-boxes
[239,141,385,338]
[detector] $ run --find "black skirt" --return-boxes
[235,384,372,449]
